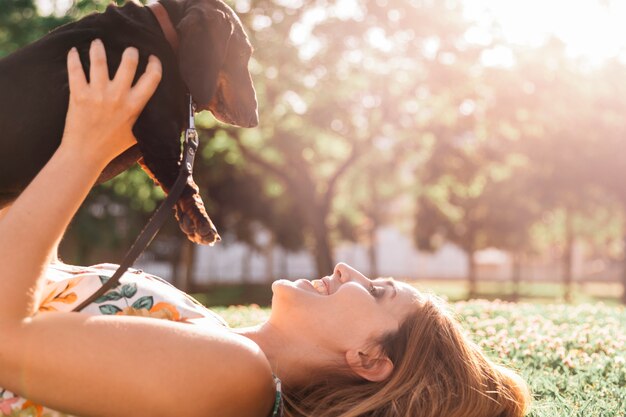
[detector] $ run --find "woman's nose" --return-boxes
[333,263,347,282]
[333,263,366,283]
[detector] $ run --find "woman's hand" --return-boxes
[60,39,162,167]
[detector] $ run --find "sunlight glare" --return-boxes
[366,27,393,52]
[465,0,626,64]
[334,0,364,21]
[36,0,73,16]
[481,46,515,68]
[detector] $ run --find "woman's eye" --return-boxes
[369,284,384,298]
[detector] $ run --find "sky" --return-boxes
[36,0,626,65]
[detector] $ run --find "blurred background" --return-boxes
[3,0,626,305]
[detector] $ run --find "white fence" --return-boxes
[137,226,620,285]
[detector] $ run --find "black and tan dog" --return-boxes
[0,0,258,245]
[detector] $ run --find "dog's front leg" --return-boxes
[97,145,143,184]
[133,114,220,245]
[137,156,220,245]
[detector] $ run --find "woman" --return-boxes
[0,41,530,417]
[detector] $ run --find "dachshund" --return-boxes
[0,0,258,245]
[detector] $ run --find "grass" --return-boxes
[213,300,626,417]
[412,280,625,305]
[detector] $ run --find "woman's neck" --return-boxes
[234,321,339,388]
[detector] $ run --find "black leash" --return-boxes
[73,95,199,312]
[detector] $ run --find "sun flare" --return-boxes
[465,0,626,65]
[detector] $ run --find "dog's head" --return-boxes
[177,0,258,127]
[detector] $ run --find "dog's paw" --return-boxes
[175,202,221,245]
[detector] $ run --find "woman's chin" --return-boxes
[272,278,298,293]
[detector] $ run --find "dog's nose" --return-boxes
[247,111,259,128]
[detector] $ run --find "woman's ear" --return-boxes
[345,348,393,382]
[177,4,234,107]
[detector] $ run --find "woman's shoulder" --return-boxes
[228,340,278,417]
[164,328,277,417]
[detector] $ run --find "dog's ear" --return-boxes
[177,4,234,107]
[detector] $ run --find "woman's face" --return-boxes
[270,263,422,354]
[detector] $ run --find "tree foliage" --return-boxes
[4,0,626,300]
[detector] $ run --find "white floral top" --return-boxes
[0,263,283,417]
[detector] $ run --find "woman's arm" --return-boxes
[0,41,274,417]
[0,205,64,266]
[0,40,160,320]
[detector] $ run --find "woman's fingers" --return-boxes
[113,47,139,90]
[73,41,160,112]
[61,41,161,164]
[89,39,109,88]
[66,47,87,94]
[130,55,162,109]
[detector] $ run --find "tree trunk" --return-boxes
[563,211,574,303]
[368,225,379,278]
[305,201,334,276]
[622,234,626,305]
[279,249,288,281]
[170,239,183,285]
[241,246,251,283]
[467,250,477,299]
[175,240,195,292]
[312,223,334,276]
[367,171,380,278]
[512,252,521,302]
[294,193,334,277]
[265,237,275,282]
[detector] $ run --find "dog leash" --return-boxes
[72,95,198,312]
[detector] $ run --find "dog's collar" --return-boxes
[148,2,179,52]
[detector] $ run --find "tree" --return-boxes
[215,0,485,275]
[415,146,533,297]
[0,0,70,57]
[506,40,622,302]
[585,60,626,304]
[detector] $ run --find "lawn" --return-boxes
[413,280,624,305]
[214,300,626,417]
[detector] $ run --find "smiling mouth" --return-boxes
[311,279,329,295]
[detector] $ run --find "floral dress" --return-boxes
[0,262,284,417]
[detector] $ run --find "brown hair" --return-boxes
[282,294,530,417]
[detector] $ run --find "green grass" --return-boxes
[411,280,624,305]
[214,301,626,417]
